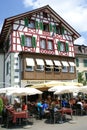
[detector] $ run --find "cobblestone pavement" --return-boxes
[0,115,87,130]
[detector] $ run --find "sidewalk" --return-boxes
[0,115,87,130]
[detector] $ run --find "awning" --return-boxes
[69,62,75,66]
[26,58,35,66]
[61,61,69,66]
[54,60,61,66]
[45,59,53,66]
[36,59,44,65]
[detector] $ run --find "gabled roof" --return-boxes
[0,5,80,45]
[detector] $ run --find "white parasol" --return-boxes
[7,87,43,96]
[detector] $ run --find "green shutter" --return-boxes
[49,24,53,32]
[76,58,79,67]
[53,25,56,33]
[32,37,36,48]
[24,18,28,27]
[39,22,43,30]
[57,41,61,51]
[61,26,64,34]
[21,35,25,46]
[35,21,39,29]
[66,42,69,52]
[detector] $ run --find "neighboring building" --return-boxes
[74,44,87,81]
[0,5,80,88]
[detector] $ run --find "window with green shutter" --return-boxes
[66,42,69,52]
[83,59,87,67]
[21,35,25,46]
[32,37,36,48]
[76,58,79,67]
[24,18,28,27]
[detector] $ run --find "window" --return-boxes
[43,23,49,32]
[69,66,74,73]
[53,60,62,73]
[56,25,61,34]
[40,38,54,50]
[6,61,9,75]
[25,36,32,47]
[43,12,47,18]
[61,61,69,72]
[57,41,69,52]
[47,40,53,50]
[36,59,44,71]
[26,58,35,71]
[21,35,36,48]
[62,66,68,72]
[69,62,75,73]
[45,59,53,72]
[76,58,79,67]
[40,39,46,49]
[83,59,87,67]
[28,20,35,29]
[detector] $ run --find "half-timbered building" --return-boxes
[0,5,80,88]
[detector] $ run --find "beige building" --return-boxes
[74,44,87,81]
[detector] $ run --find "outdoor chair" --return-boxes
[75,104,85,116]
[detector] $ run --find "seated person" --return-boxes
[13,98,21,111]
[22,102,28,111]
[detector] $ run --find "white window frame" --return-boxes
[40,39,46,49]
[69,66,74,73]
[47,40,53,50]
[26,58,35,71]
[25,36,32,47]
[36,59,44,71]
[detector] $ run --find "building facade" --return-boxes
[0,5,80,88]
[74,44,87,82]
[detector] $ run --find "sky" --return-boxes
[0,0,87,45]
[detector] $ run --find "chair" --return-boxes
[6,111,13,128]
[75,104,85,116]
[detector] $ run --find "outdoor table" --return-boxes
[11,111,28,123]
